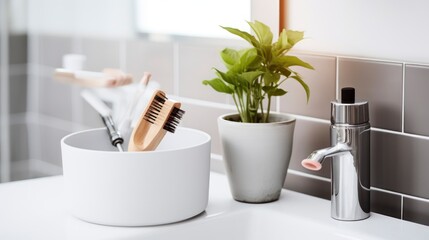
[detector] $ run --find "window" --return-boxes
[135,0,251,39]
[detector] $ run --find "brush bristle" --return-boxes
[143,92,185,133]
[143,93,166,124]
[164,107,185,133]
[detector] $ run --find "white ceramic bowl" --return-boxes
[61,127,211,226]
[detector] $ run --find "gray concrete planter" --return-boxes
[218,112,296,203]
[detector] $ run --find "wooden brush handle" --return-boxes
[128,90,182,152]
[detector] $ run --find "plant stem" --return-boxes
[247,85,253,122]
[265,96,272,123]
[232,94,243,121]
[237,88,249,122]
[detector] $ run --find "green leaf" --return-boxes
[261,45,273,63]
[234,73,250,89]
[263,72,280,85]
[262,86,287,97]
[214,68,235,85]
[221,26,258,47]
[270,88,288,96]
[277,67,292,78]
[274,29,291,53]
[262,85,274,93]
[248,20,273,46]
[239,48,260,71]
[239,71,264,83]
[287,30,304,46]
[291,75,310,103]
[220,48,239,69]
[277,56,314,69]
[202,78,233,94]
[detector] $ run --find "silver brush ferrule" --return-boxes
[101,115,124,151]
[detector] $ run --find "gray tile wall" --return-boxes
[79,38,121,71]
[22,33,429,227]
[9,34,28,114]
[338,58,403,131]
[7,34,44,181]
[9,123,30,182]
[404,65,429,136]
[37,35,73,67]
[178,42,228,102]
[7,34,81,181]
[403,197,429,226]
[9,34,27,65]
[288,119,331,178]
[371,190,402,219]
[280,54,336,120]
[125,40,175,94]
[9,74,27,114]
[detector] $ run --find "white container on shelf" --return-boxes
[61,127,211,227]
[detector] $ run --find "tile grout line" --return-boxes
[70,37,84,132]
[372,186,429,203]
[173,42,180,96]
[28,112,89,133]
[209,154,332,183]
[0,1,11,182]
[334,54,404,65]
[213,157,429,207]
[212,150,429,206]
[276,96,280,112]
[288,113,330,124]
[71,86,83,132]
[399,193,429,203]
[287,169,331,183]
[173,95,331,124]
[401,63,405,133]
[172,95,236,110]
[291,171,429,205]
[335,56,339,100]
[371,127,429,140]
[213,153,429,207]
[30,158,62,176]
[27,36,42,171]
[295,50,429,68]
[119,40,127,72]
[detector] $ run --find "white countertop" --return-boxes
[0,172,428,239]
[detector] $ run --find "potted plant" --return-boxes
[203,20,314,203]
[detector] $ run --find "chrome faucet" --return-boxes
[302,88,370,221]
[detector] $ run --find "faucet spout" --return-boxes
[301,143,351,171]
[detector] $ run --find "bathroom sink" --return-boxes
[93,172,429,240]
[142,209,379,240]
